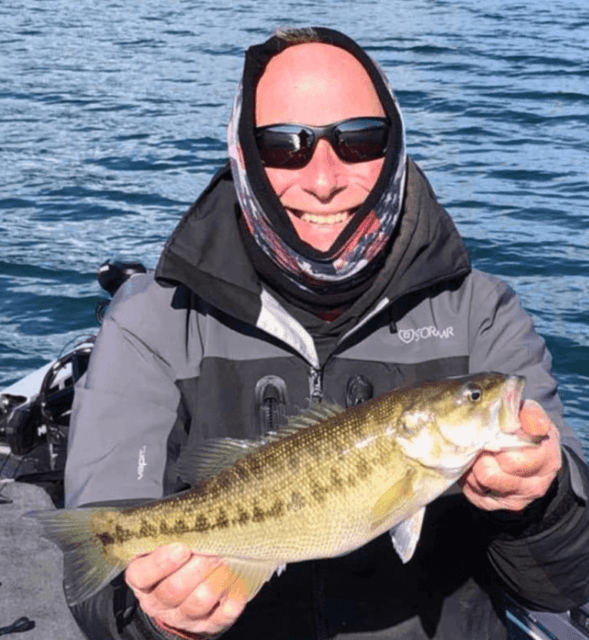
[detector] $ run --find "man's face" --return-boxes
[255,43,386,252]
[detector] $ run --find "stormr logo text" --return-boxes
[398,326,454,344]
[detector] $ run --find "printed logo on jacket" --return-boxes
[398,325,454,344]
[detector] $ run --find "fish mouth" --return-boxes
[492,375,546,447]
[503,375,526,426]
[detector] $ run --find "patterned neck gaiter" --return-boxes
[228,28,407,295]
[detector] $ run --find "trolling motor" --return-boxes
[96,260,146,322]
[0,337,95,506]
[0,342,93,459]
[0,261,147,502]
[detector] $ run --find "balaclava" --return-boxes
[227,27,406,311]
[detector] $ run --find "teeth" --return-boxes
[299,212,350,225]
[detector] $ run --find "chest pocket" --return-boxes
[254,375,289,436]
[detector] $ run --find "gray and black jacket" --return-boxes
[65,160,589,640]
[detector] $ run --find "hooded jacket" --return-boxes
[65,158,589,640]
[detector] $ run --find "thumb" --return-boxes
[519,399,552,437]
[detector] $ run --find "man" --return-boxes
[65,28,589,640]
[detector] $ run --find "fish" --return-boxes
[27,372,543,606]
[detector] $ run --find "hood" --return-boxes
[155,158,471,329]
[227,27,407,296]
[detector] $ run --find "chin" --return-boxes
[298,226,347,252]
[291,217,351,252]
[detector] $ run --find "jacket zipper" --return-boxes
[309,366,323,403]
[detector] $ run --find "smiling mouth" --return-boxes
[287,208,355,226]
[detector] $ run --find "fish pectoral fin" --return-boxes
[222,557,283,602]
[389,507,425,564]
[371,469,416,531]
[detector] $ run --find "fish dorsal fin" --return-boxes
[389,507,426,564]
[222,557,282,602]
[175,439,262,484]
[174,402,344,485]
[285,401,344,430]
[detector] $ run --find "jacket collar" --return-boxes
[155,158,471,330]
[379,158,471,305]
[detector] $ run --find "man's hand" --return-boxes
[125,544,248,638]
[460,399,562,511]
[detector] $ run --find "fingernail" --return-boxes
[168,543,189,563]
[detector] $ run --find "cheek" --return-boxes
[353,157,385,191]
[263,167,296,197]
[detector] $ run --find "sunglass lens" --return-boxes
[256,126,314,168]
[335,120,389,163]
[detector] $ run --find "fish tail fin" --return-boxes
[25,508,125,605]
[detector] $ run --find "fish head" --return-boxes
[391,373,532,477]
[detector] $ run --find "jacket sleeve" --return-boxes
[468,270,589,611]
[65,274,189,508]
[64,273,197,639]
[68,573,191,640]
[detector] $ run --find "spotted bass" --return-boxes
[28,372,541,605]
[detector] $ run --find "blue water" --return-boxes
[1,0,588,456]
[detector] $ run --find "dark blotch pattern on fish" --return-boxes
[194,514,210,533]
[174,519,189,534]
[232,505,250,526]
[252,502,265,523]
[215,508,230,529]
[105,495,295,548]
[268,499,284,518]
[330,467,344,490]
[97,532,115,547]
[287,491,306,512]
[139,519,158,538]
[115,525,134,543]
[310,479,328,503]
[239,495,288,524]
[356,457,370,480]
[159,520,170,535]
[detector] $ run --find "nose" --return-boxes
[299,139,347,202]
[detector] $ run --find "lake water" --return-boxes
[1,0,588,456]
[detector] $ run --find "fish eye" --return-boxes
[463,383,483,403]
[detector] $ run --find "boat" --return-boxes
[1,261,588,640]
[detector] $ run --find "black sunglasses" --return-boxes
[255,116,390,169]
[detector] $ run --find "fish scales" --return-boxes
[90,398,412,563]
[27,372,541,605]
